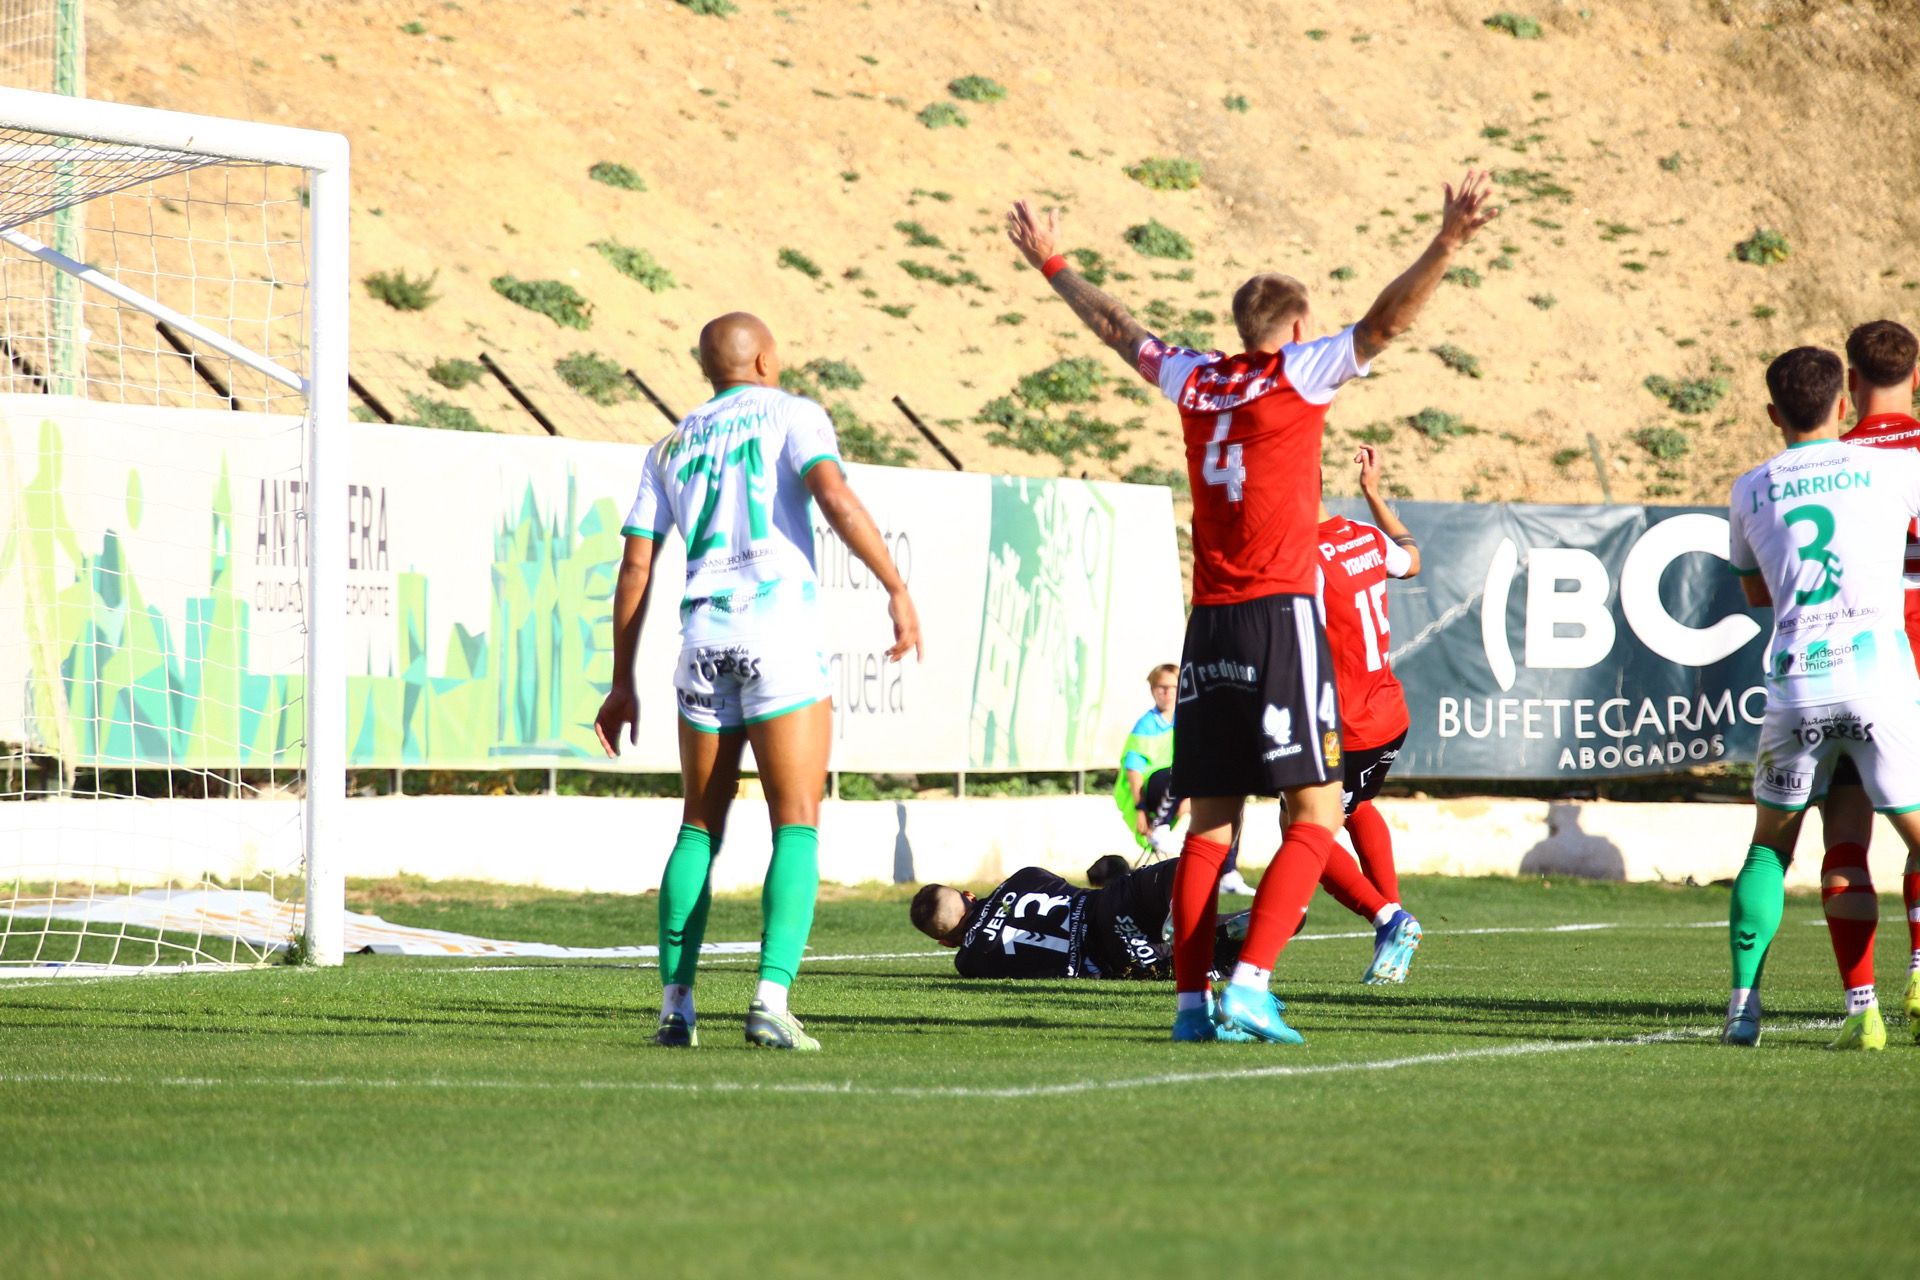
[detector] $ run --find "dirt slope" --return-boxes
[80,0,1920,510]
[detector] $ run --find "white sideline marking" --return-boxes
[0,1023,1831,1100]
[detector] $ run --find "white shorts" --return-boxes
[1752,695,1920,814]
[673,634,829,734]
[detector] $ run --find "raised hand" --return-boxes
[1355,445,1385,494]
[1438,170,1499,248]
[1005,199,1061,271]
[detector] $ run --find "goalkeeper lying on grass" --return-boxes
[910,860,1247,980]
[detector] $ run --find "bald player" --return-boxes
[595,312,921,1051]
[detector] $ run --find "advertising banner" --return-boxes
[1329,498,1771,779]
[0,398,1185,774]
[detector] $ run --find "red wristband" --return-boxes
[1040,254,1067,280]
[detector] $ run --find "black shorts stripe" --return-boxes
[1172,594,1343,799]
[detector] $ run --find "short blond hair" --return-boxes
[1148,663,1178,684]
[1232,273,1309,349]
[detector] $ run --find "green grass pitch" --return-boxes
[3,873,1917,1278]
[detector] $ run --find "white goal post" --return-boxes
[0,86,348,970]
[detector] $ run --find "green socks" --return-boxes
[1729,843,1790,991]
[759,824,820,988]
[658,822,819,995]
[659,824,715,988]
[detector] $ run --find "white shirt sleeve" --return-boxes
[1280,325,1371,406]
[781,395,842,478]
[1726,480,1758,577]
[1383,537,1414,578]
[1135,336,1220,406]
[622,449,671,540]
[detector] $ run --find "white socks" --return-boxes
[1728,988,1759,1020]
[1229,962,1271,991]
[1176,991,1209,1013]
[1372,903,1401,929]
[754,978,790,1016]
[661,983,694,1025]
[1846,984,1878,1016]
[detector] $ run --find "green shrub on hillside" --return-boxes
[1444,266,1483,288]
[894,220,944,248]
[1484,12,1542,39]
[1432,344,1484,378]
[1223,93,1249,112]
[1735,228,1790,265]
[426,357,484,390]
[1016,356,1107,407]
[587,161,646,191]
[1123,220,1193,260]
[592,240,675,291]
[1633,426,1691,461]
[1067,248,1109,285]
[1409,407,1478,443]
[917,102,968,129]
[828,402,916,466]
[1123,464,1188,492]
[1125,157,1202,191]
[1643,374,1729,415]
[777,247,824,279]
[364,268,438,311]
[405,393,486,432]
[947,75,1006,103]
[555,351,634,407]
[677,0,737,16]
[490,276,592,329]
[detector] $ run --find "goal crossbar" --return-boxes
[0,224,307,392]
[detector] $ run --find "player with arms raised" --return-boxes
[1006,173,1496,1042]
[1721,346,1920,1049]
[1812,320,1920,1045]
[595,312,920,1052]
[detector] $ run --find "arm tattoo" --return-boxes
[1392,534,1418,547]
[1049,268,1152,365]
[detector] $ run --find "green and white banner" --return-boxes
[0,397,1186,773]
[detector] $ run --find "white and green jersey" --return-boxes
[622,383,842,644]
[1728,439,1920,706]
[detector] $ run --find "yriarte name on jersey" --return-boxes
[1436,687,1766,771]
[1319,531,1385,578]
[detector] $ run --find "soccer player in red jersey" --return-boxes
[1817,319,1920,1043]
[1006,172,1497,1043]
[1308,445,1424,984]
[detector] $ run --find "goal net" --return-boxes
[0,87,347,974]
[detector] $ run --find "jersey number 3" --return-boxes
[1203,413,1246,503]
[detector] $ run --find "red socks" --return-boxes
[1821,842,1877,992]
[1319,843,1388,922]
[1347,801,1399,902]
[1171,835,1231,993]
[1906,871,1920,960]
[1239,822,1337,972]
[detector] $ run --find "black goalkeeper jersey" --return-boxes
[952,862,1179,980]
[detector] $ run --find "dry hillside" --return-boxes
[81,0,1920,514]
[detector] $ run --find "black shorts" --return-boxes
[1137,767,1181,828]
[1086,859,1177,978]
[1343,730,1406,814]
[1172,594,1342,799]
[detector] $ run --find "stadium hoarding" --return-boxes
[0,398,1185,774]
[1329,497,1772,779]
